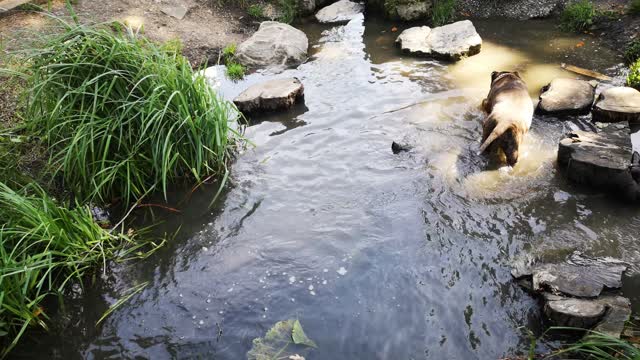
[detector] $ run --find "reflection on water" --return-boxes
[15,15,639,360]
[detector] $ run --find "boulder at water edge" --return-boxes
[557,122,640,201]
[315,0,364,23]
[235,22,308,70]
[537,78,596,116]
[395,20,482,61]
[592,86,640,123]
[396,1,431,21]
[233,78,304,115]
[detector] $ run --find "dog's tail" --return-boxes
[478,119,512,155]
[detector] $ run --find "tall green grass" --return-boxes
[561,0,596,32]
[21,20,241,205]
[553,329,640,359]
[0,181,157,357]
[432,0,457,26]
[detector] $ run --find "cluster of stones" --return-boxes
[537,78,640,201]
[215,1,483,116]
[512,252,631,337]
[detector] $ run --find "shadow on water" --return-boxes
[13,14,640,360]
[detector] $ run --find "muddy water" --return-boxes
[19,16,640,359]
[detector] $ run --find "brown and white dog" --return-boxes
[479,71,534,167]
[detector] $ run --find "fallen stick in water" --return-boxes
[561,63,612,81]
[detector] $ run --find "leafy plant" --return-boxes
[277,0,298,24]
[247,319,317,360]
[247,4,265,18]
[432,0,457,26]
[226,62,246,81]
[625,39,640,65]
[627,59,640,90]
[222,43,237,62]
[0,181,159,357]
[19,20,241,204]
[561,0,596,32]
[630,0,640,15]
[552,328,640,359]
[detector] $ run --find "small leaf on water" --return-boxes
[292,320,317,348]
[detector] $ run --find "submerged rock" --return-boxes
[537,78,596,116]
[592,86,640,123]
[233,78,304,115]
[557,122,640,201]
[513,252,628,298]
[395,20,482,61]
[235,22,308,70]
[391,141,412,154]
[315,0,364,23]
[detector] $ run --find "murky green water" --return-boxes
[14,15,638,359]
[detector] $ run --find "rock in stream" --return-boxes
[315,0,364,23]
[592,86,640,123]
[233,78,305,115]
[537,78,596,116]
[235,22,309,70]
[395,20,482,61]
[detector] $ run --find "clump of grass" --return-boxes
[247,4,265,18]
[561,0,596,32]
[277,0,298,24]
[625,39,640,64]
[20,20,240,205]
[432,0,457,26]
[553,329,640,359]
[221,43,246,80]
[628,59,640,90]
[0,181,155,357]
[629,0,640,15]
[226,62,246,81]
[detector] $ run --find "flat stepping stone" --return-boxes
[236,22,308,70]
[544,294,607,328]
[233,78,304,115]
[558,122,640,201]
[315,0,364,23]
[395,20,482,61]
[513,252,628,298]
[593,295,632,338]
[592,86,640,123]
[537,78,597,115]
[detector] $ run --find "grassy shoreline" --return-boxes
[0,12,241,356]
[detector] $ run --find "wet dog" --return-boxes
[479,71,533,166]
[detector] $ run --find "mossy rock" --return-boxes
[384,0,433,20]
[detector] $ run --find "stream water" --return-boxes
[16,15,640,360]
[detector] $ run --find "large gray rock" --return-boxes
[315,0,364,23]
[593,295,632,338]
[396,1,432,21]
[558,123,640,201]
[395,20,482,61]
[235,22,308,70]
[513,252,628,298]
[233,78,304,115]
[537,78,596,115]
[592,87,640,123]
[544,294,607,328]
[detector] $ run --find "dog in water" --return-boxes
[479,71,533,167]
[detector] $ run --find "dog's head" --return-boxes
[491,70,521,84]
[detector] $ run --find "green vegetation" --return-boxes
[0,182,158,357]
[247,319,317,359]
[630,0,640,15]
[21,21,239,205]
[277,0,298,24]
[222,43,246,80]
[561,0,596,32]
[628,59,640,90]
[625,39,640,64]
[553,329,640,359]
[432,0,457,26]
[247,4,265,18]
[226,62,246,81]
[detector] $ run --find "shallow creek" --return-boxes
[18,15,640,359]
